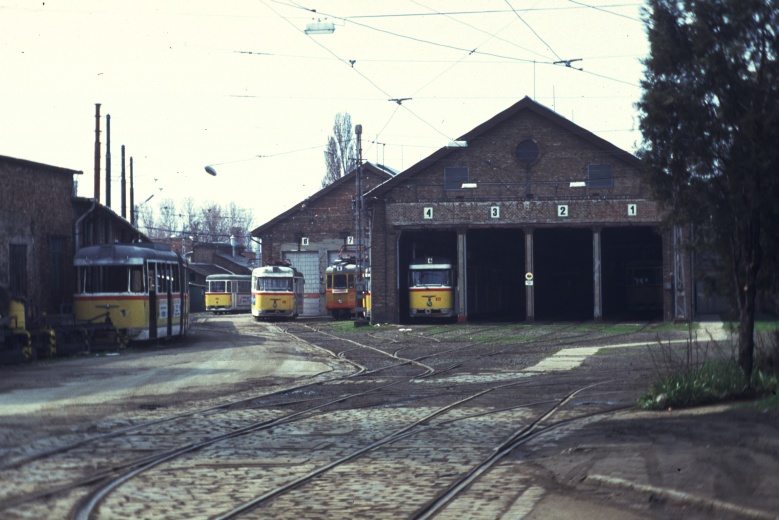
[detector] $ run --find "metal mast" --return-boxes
[354,124,367,323]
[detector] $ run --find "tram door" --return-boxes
[148,261,158,339]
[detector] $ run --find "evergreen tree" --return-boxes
[638,0,779,379]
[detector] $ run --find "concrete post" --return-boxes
[593,227,603,321]
[524,227,534,322]
[457,229,467,323]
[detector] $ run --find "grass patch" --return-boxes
[647,321,700,333]
[742,390,779,410]
[326,321,376,334]
[574,323,646,334]
[638,329,779,410]
[723,314,779,333]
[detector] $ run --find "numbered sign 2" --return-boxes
[557,205,569,217]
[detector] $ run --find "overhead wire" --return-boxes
[259,0,470,159]
[566,0,643,23]
[410,0,554,62]
[503,0,564,62]
[258,0,642,167]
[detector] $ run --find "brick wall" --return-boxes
[368,100,681,324]
[254,166,392,315]
[0,157,77,315]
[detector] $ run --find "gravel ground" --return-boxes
[1,315,777,519]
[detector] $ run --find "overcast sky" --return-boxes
[1,1,648,229]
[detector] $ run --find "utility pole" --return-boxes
[130,157,135,226]
[354,124,367,325]
[94,103,101,200]
[121,145,127,219]
[105,114,111,208]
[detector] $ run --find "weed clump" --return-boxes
[637,325,779,410]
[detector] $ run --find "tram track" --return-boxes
[82,321,652,518]
[1,321,438,515]
[1,319,666,519]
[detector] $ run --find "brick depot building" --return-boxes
[251,163,394,316]
[368,97,692,324]
[1,155,149,318]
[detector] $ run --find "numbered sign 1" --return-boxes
[628,204,637,217]
[490,206,500,219]
[347,236,355,245]
[423,207,433,219]
[557,204,569,217]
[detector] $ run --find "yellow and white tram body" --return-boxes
[251,264,305,320]
[73,243,189,342]
[325,259,356,320]
[408,257,455,319]
[205,274,252,314]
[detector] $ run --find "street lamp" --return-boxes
[304,19,335,35]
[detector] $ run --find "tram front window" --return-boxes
[78,266,130,293]
[411,270,450,287]
[331,274,354,290]
[259,278,292,291]
[209,281,226,293]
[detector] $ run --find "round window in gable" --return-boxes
[515,139,539,167]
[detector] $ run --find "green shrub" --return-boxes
[637,328,779,410]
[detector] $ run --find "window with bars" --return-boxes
[588,164,613,188]
[444,167,469,190]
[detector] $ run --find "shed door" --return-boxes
[284,251,320,316]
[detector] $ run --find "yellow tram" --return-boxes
[205,274,252,314]
[325,258,357,320]
[73,243,189,343]
[251,262,305,320]
[408,257,455,319]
